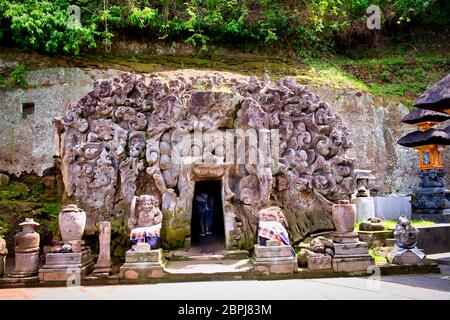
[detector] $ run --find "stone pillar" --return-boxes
[93,221,112,276]
[11,218,40,278]
[0,237,7,277]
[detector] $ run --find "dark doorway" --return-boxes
[191,180,225,252]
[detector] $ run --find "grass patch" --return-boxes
[369,248,388,263]
[355,219,436,231]
[1,41,448,107]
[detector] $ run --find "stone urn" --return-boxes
[59,204,86,242]
[11,218,40,278]
[331,200,356,233]
[14,218,40,253]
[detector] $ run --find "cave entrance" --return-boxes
[191,180,225,252]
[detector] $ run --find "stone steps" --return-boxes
[163,259,253,275]
[166,250,249,261]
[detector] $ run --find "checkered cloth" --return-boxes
[130,223,161,242]
[258,221,295,256]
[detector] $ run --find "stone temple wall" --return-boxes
[1,67,449,248]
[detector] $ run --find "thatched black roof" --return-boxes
[414,74,450,112]
[397,128,450,147]
[401,107,450,124]
[445,125,450,135]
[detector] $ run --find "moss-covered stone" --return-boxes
[160,207,191,250]
[110,216,132,262]
[0,173,62,252]
[164,228,189,249]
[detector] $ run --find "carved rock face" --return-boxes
[55,72,356,248]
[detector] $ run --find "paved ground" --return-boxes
[1,271,450,300]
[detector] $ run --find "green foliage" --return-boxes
[0,174,62,252]
[0,0,448,55]
[355,219,435,231]
[9,65,29,88]
[1,0,98,55]
[110,215,131,261]
[369,247,387,263]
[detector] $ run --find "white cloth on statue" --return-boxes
[130,223,161,242]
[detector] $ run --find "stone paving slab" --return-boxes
[1,276,450,300]
[427,252,450,265]
[380,273,450,292]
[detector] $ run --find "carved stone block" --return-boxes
[119,249,165,280]
[38,249,94,282]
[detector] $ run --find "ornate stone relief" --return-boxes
[54,72,356,248]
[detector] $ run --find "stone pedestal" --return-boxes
[332,242,374,272]
[38,249,94,282]
[252,244,297,275]
[307,254,332,270]
[412,169,450,215]
[10,252,40,278]
[93,221,112,276]
[358,230,393,247]
[119,248,165,280]
[330,200,374,272]
[387,246,426,265]
[331,231,359,244]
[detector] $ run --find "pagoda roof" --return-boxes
[397,128,450,147]
[414,74,450,112]
[401,107,450,124]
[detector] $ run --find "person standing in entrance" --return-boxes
[196,192,214,236]
[206,194,214,235]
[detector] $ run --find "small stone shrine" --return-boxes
[252,207,297,275]
[398,108,450,215]
[398,75,450,217]
[352,169,376,221]
[331,200,374,272]
[387,216,426,265]
[39,205,94,282]
[10,218,40,278]
[119,195,165,280]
